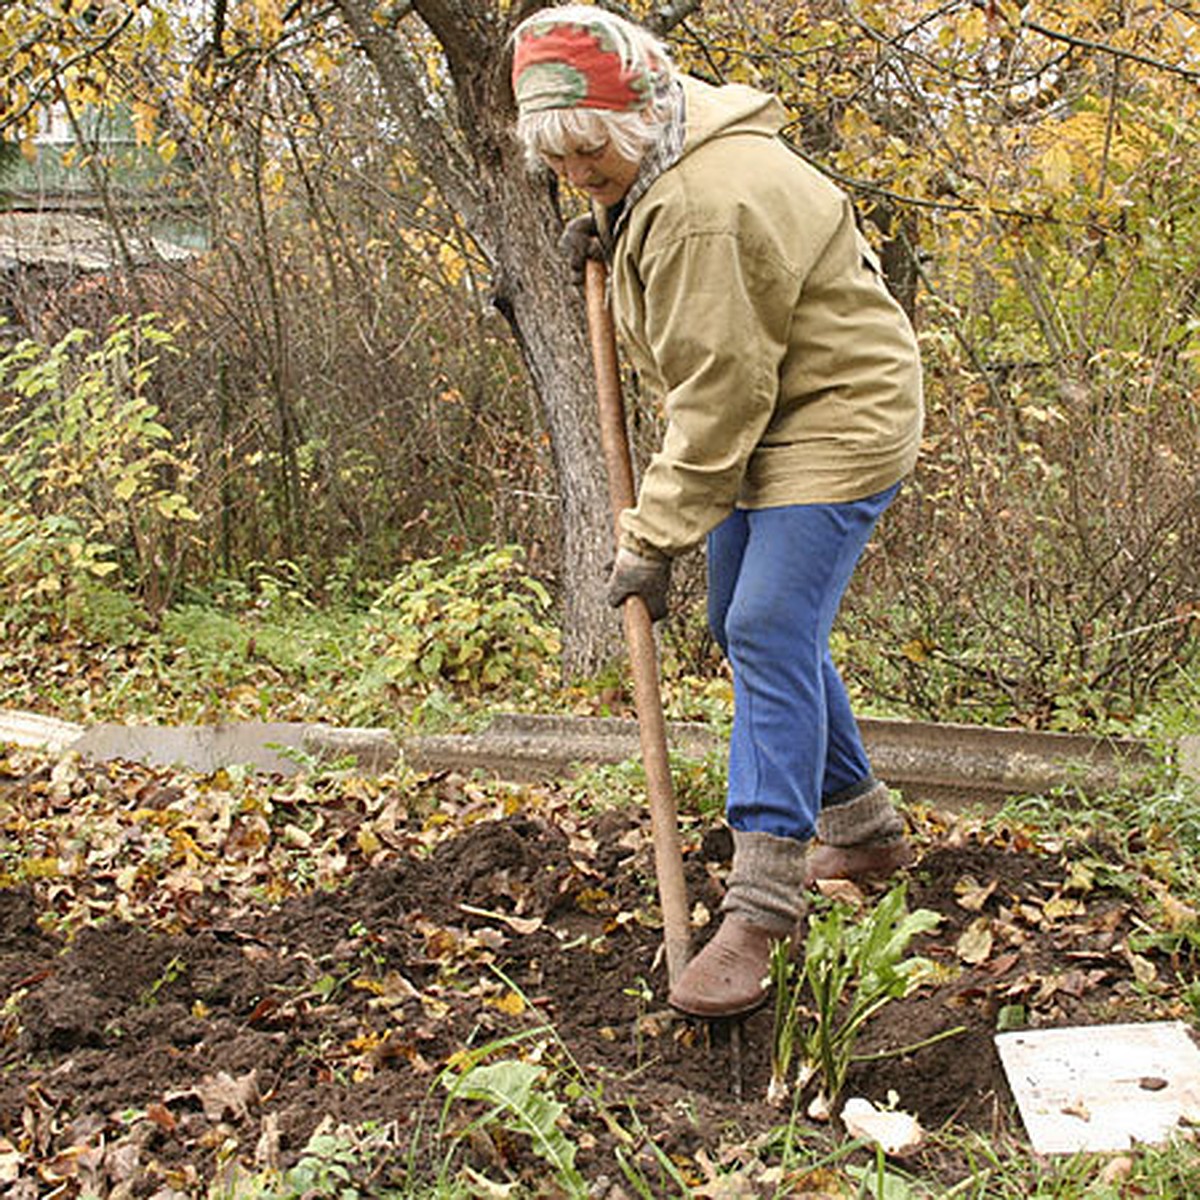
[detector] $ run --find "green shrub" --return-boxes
[358,545,560,700]
[0,315,198,623]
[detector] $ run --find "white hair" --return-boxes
[516,106,662,169]
[511,5,677,171]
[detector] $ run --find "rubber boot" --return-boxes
[669,830,807,1018]
[806,780,913,885]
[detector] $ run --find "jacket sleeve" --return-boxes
[619,217,805,559]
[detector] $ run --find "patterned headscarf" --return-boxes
[512,13,670,114]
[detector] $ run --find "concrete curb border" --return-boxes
[405,712,1169,808]
[3,707,1191,809]
[0,710,399,776]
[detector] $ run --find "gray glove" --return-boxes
[606,547,671,622]
[559,214,605,285]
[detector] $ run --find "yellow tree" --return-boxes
[1,0,646,671]
[4,0,1196,707]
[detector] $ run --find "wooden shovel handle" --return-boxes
[583,258,692,987]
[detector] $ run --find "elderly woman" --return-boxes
[511,5,924,1019]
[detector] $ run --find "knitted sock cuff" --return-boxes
[720,829,808,935]
[816,781,905,847]
[823,774,879,808]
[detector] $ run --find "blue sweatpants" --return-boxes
[706,485,899,841]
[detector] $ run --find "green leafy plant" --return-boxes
[356,544,560,717]
[207,1117,406,1199]
[774,884,943,1114]
[768,936,806,1106]
[0,314,198,619]
[623,974,655,1069]
[439,1058,586,1196]
[139,954,186,1007]
[419,975,681,1200]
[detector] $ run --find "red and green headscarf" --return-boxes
[512,12,669,114]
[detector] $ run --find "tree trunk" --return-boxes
[333,0,620,675]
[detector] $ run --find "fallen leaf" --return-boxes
[460,1166,519,1197]
[474,926,507,950]
[485,990,526,1016]
[814,878,864,906]
[145,1102,177,1134]
[1099,1155,1133,1185]
[1050,970,1091,999]
[575,887,614,914]
[422,925,461,959]
[1125,948,1158,985]
[105,1140,142,1183]
[1041,895,1086,923]
[956,917,994,965]
[281,823,312,849]
[245,996,281,1026]
[954,875,997,913]
[638,1010,671,1038]
[617,827,647,852]
[1159,892,1199,932]
[378,970,421,1002]
[254,1112,281,1171]
[1063,861,1095,894]
[420,994,451,1021]
[0,1139,20,1184]
[195,1070,259,1123]
[693,1167,762,1198]
[984,951,1020,976]
[459,903,543,935]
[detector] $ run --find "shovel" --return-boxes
[583,258,692,988]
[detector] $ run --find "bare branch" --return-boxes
[212,0,228,60]
[648,0,704,35]
[1022,16,1200,82]
[332,0,478,223]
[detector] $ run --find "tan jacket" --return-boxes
[604,77,924,559]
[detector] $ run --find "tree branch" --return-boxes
[411,0,491,78]
[332,0,478,224]
[778,134,1054,225]
[1022,17,1200,82]
[0,8,138,138]
[648,0,704,35]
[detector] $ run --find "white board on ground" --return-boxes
[995,1021,1200,1153]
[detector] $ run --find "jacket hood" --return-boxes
[598,77,785,244]
[679,77,788,156]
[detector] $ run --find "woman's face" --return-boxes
[541,139,640,207]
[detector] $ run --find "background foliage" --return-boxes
[0,0,1197,732]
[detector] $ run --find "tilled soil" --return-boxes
[0,781,1189,1197]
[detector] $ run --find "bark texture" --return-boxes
[333,0,621,674]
